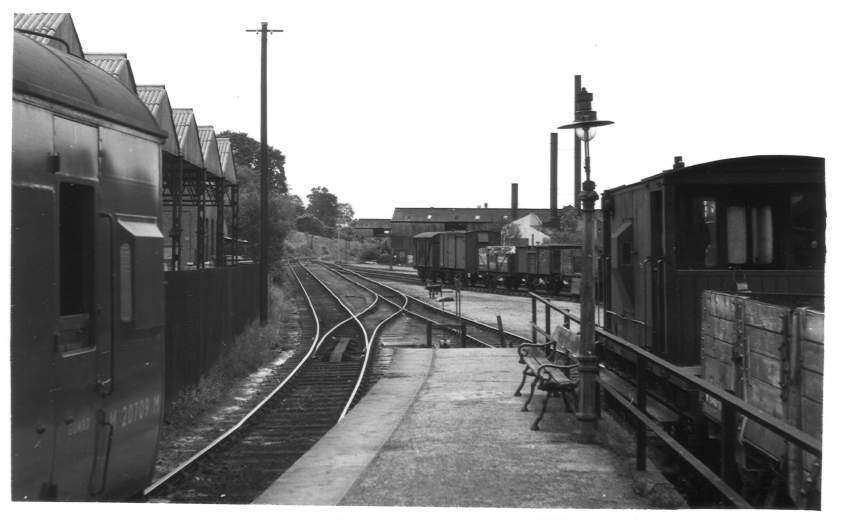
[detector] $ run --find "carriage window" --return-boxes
[727,205,773,265]
[790,192,822,266]
[59,183,94,315]
[682,197,717,267]
[119,243,133,322]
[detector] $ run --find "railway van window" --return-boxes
[726,205,773,265]
[119,243,132,322]
[59,183,94,316]
[681,197,717,267]
[790,192,823,266]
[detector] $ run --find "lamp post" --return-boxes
[558,86,613,441]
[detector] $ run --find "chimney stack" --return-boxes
[673,156,685,170]
[484,202,488,208]
[550,132,559,228]
[511,183,518,221]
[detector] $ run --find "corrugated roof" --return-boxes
[14,12,84,58]
[171,108,204,169]
[136,85,179,156]
[216,138,237,184]
[197,126,222,178]
[392,207,552,223]
[137,85,166,112]
[84,53,137,93]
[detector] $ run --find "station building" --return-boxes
[390,207,553,263]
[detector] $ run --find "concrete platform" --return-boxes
[255,347,683,509]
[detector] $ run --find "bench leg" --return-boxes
[531,390,552,431]
[521,376,538,412]
[561,390,575,413]
[515,366,532,396]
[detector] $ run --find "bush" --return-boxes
[359,248,380,262]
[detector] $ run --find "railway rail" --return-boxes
[325,262,531,349]
[142,262,389,503]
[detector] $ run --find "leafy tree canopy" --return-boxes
[218,130,287,194]
[306,186,340,228]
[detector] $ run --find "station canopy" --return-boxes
[136,85,180,156]
[85,53,138,93]
[197,126,223,179]
[14,12,84,58]
[171,108,205,170]
[216,138,238,185]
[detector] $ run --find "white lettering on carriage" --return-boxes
[105,392,162,429]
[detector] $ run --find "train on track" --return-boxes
[412,230,583,295]
[11,32,167,500]
[598,154,825,506]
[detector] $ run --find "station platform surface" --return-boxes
[254,347,683,509]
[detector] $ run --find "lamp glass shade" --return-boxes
[576,126,596,142]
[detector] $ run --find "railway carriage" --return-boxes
[11,33,167,500]
[601,155,824,365]
[599,155,825,505]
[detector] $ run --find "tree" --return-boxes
[218,130,287,194]
[306,186,339,228]
[337,203,355,227]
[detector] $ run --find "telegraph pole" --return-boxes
[247,22,283,324]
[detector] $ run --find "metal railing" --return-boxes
[528,291,822,508]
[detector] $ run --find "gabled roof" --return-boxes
[171,108,204,169]
[352,218,392,228]
[197,126,222,178]
[392,207,552,224]
[85,53,137,93]
[216,138,238,184]
[14,12,84,58]
[136,85,180,155]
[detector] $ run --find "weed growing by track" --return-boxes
[163,276,295,431]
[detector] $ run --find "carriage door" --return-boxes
[649,190,666,354]
[50,117,110,498]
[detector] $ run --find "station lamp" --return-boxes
[557,84,612,441]
[558,87,613,182]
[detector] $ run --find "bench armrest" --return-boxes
[517,341,555,364]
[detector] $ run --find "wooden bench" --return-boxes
[515,325,580,430]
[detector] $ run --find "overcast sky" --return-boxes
[8,0,846,220]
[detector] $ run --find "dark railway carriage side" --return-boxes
[11,34,167,500]
[601,155,825,366]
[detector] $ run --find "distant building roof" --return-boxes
[14,12,84,58]
[171,108,204,169]
[391,207,552,223]
[352,218,392,229]
[85,53,137,93]
[136,85,180,155]
[216,138,238,184]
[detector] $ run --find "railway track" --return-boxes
[324,262,531,348]
[343,263,579,301]
[142,262,388,503]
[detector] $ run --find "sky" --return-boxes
[6,0,846,220]
[4,1,849,514]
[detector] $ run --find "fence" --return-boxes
[163,263,260,406]
[528,292,821,508]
